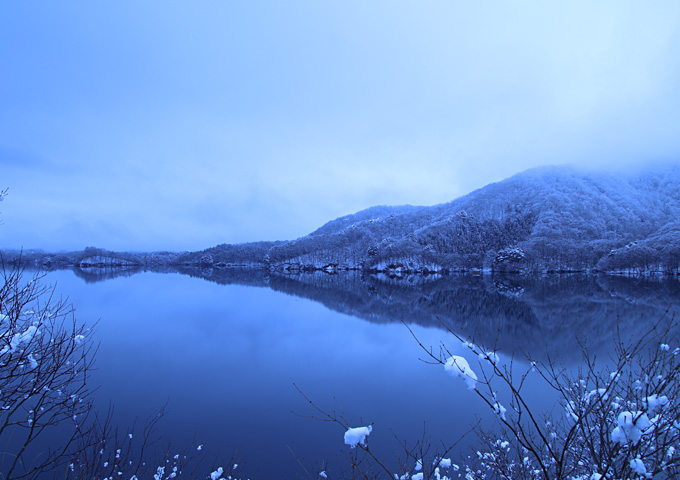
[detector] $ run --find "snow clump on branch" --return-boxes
[444,355,477,390]
[611,411,652,445]
[344,425,373,448]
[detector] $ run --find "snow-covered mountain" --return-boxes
[264,165,680,274]
[11,164,680,274]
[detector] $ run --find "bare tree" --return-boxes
[293,382,472,480]
[403,313,680,480]
[0,258,241,480]
[0,191,233,479]
[300,311,680,480]
[0,259,96,479]
[0,190,242,480]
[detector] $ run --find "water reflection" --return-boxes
[36,267,679,479]
[72,266,680,361]
[46,270,490,479]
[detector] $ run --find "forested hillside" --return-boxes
[266,165,680,274]
[7,165,679,275]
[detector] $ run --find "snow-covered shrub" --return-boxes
[306,312,680,480]
[0,261,95,478]
[444,314,680,480]
[0,261,238,480]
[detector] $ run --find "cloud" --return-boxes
[0,146,54,170]
[1,1,680,250]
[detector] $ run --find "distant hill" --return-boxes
[265,164,680,274]
[7,165,680,275]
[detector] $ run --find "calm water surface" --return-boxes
[43,269,679,479]
[46,271,486,478]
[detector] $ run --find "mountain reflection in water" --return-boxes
[69,266,680,361]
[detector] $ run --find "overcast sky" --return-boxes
[1,1,680,252]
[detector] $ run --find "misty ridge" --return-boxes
[6,163,680,362]
[7,164,680,276]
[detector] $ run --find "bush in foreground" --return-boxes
[0,261,238,480]
[305,312,680,480]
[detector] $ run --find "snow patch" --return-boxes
[611,411,651,445]
[444,355,477,390]
[629,457,647,476]
[344,425,372,448]
[210,467,224,480]
[1,326,38,355]
[493,402,507,420]
[645,394,669,412]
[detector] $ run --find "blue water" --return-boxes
[39,269,679,479]
[45,271,497,479]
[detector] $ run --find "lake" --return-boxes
[38,269,680,479]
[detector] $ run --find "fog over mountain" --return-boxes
[9,164,680,275]
[257,164,680,274]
